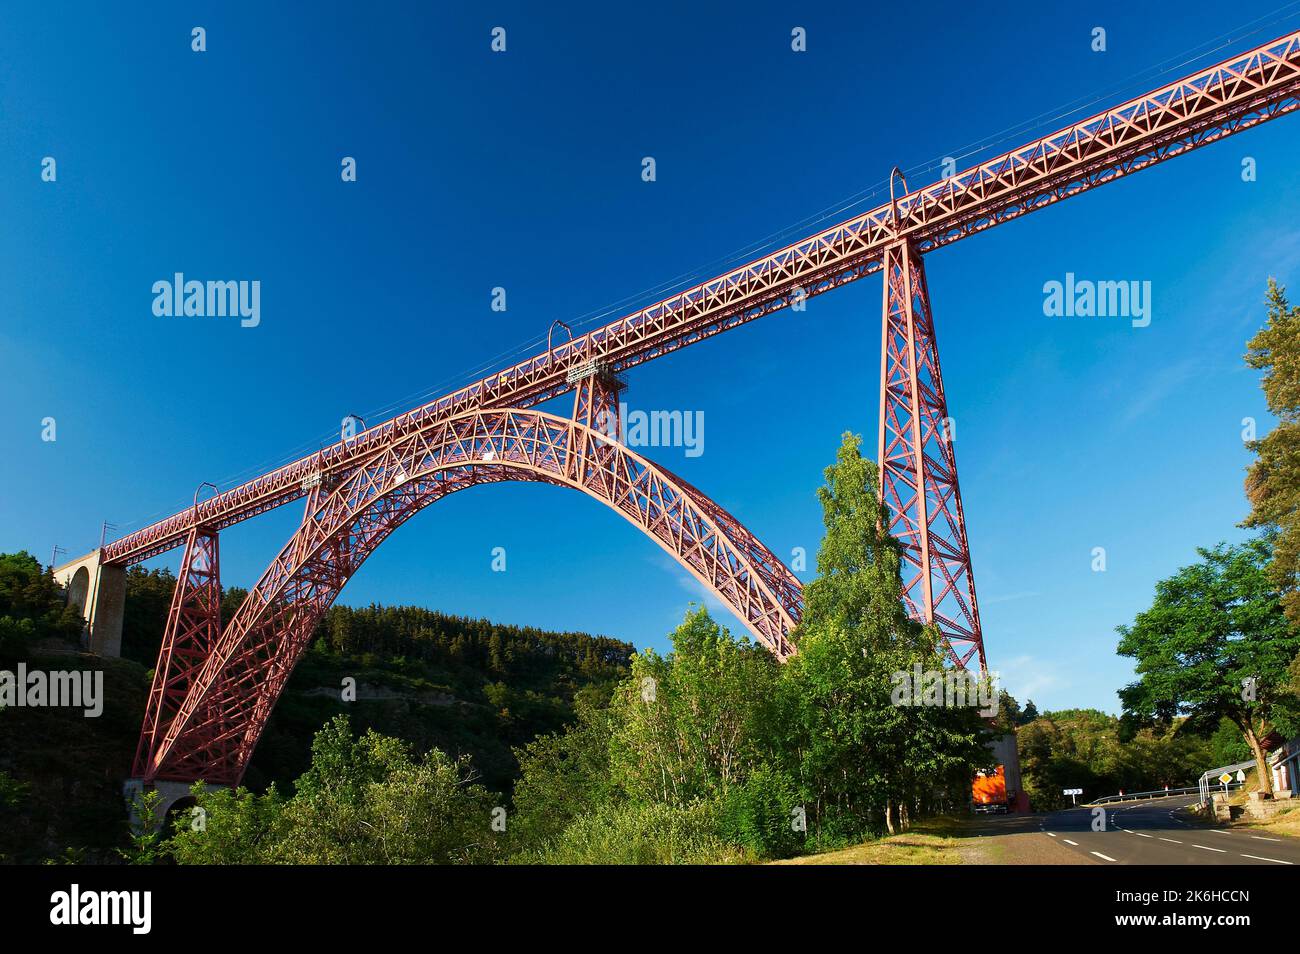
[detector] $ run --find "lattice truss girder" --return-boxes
[142,409,802,785]
[100,32,1300,568]
[878,242,985,672]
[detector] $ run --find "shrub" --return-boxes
[719,766,803,859]
[526,800,751,865]
[166,784,288,865]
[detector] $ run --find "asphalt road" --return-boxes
[1037,795,1300,865]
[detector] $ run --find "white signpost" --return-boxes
[1063,787,1083,805]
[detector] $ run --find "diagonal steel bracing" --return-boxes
[133,527,222,777]
[879,241,984,671]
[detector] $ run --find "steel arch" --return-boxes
[142,408,802,784]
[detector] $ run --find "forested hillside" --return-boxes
[117,566,632,792]
[0,551,632,862]
[1012,708,1218,810]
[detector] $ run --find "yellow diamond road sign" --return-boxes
[1219,773,1233,784]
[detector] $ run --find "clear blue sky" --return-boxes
[3,1,1299,715]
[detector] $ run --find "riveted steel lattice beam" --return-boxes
[142,410,802,785]
[102,30,1300,568]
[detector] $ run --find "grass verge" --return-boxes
[773,818,968,865]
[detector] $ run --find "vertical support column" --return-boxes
[571,362,624,437]
[133,526,222,779]
[52,550,126,657]
[879,241,986,672]
[569,361,626,488]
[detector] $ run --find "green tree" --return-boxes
[1117,538,1300,795]
[1244,280,1300,625]
[1117,724,1214,791]
[120,566,176,663]
[169,717,502,864]
[1207,717,1252,767]
[165,784,287,864]
[1018,708,1214,808]
[509,700,615,851]
[783,433,988,837]
[799,434,916,639]
[608,607,784,805]
[992,690,1023,732]
[0,710,27,863]
[510,607,802,861]
[502,433,996,861]
[0,552,83,654]
[1016,715,1105,809]
[275,715,500,864]
[118,790,165,865]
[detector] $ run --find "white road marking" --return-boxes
[1063,839,1079,846]
[1239,853,1292,865]
[1207,830,1232,836]
[1252,836,1283,843]
[1134,832,1153,838]
[1191,844,1226,853]
[1158,837,1182,844]
[1091,851,1117,862]
[1046,832,1056,837]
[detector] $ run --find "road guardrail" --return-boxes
[1090,784,1238,805]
